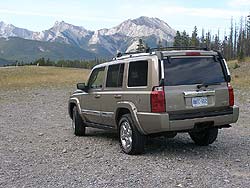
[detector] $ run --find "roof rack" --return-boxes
[113,46,211,60]
[113,49,152,60]
[149,46,209,51]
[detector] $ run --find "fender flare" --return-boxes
[115,101,147,135]
[68,97,81,119]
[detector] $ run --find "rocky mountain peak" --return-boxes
[0,16,176,57]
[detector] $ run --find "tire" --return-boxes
[72,106,86,136]
[118,114,145,155]
[189,128,218,146]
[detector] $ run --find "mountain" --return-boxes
[33,21,94,48]
[0,21,35,39]
[88,16,176,54]
[0,37,95,62]
[0,16,176,61]
[0,57,15,66]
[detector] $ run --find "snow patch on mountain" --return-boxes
[0,21,34,39]
[0,16,176,57]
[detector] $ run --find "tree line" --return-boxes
[5,58,106,69]
[173,16,250,61]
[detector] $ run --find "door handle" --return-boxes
[95,94,101,98]
[114,94,122,99]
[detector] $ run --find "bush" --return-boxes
[233,63,240,69]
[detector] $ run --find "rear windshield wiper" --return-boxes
[197,82,221,89]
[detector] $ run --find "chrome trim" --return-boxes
[81,109,114,117]
[81,109,100,115]
[184,90,215,97]
[160,60,164,79]
[223,59,231,76]
[101,111,114,118]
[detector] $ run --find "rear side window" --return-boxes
[163,57,226,86]
[128,61,148,87]
[106,64,124,87]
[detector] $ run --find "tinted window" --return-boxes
[88,67,105,89]
[106,64,124,87]
[163,57,226,86]
[128,61,148,87]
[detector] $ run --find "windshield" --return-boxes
[163,56,226,86]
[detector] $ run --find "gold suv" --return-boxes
[68,48,239,155]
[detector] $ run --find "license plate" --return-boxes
[192,97,208,107]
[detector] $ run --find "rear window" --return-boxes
[163,56,226,86]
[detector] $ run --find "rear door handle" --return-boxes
[114,94,122,99]
[95,94,101,98]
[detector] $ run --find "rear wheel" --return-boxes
[119,114,145,155]
[189,128,218,146]
[72,106,86,136]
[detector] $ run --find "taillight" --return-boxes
[151,86,166,113]
[228,83,234,106]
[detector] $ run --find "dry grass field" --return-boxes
[0,66,90,90]
[228,57,250,89]
[0,58,249,91]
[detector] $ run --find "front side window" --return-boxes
[88,67,105,89]
[128,61,148,87]
[106,64,124,87]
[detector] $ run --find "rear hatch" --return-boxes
[162,53,231,119]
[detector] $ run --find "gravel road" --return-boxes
[0,87,249,188]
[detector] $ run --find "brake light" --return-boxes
[227,83,234,106]
[151,86,166,113]
[185,52,201,56]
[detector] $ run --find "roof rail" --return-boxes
[113,46,211,59]
[149,46,209,51]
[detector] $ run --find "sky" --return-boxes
[0,0,250,36]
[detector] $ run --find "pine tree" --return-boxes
[229,18,234,59]
[205,31,211,49]
[213,34,220,50]
[181,30,190,47]
[191,26,199,47]
[200,28,205,48]
[246,15,250,56]
[173,31,182,47]
[234,22,238,59]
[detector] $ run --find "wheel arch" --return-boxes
[115,102,147,135]
[68,97,81,119]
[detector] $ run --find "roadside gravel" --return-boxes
[0,87,249,188]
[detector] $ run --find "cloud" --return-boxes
[119,3,248,20]
[142,5,248,19]
[228,0,250,7]
[0,9,121,23]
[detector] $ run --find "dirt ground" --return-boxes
[0,86,249,188]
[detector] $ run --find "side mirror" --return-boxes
[77,83,88,92]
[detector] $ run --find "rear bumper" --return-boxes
[136,106,239,135]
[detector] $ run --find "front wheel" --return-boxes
[119,114,145,155]
[189,128,218,146]
[72,106,86,136]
